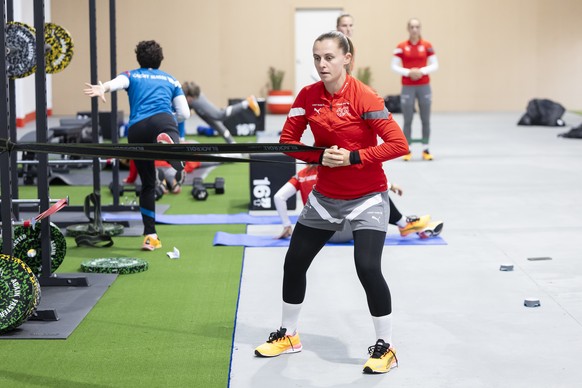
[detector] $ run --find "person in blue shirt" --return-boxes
[84,40,190,251]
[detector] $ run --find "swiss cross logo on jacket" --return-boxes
[336,106,350,117]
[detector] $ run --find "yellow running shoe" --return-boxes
[254,328,302,357]
[422,150,434,161]
[399,215,431,236]
[402,152,412,161]
[142,235,162,251]
[246,95,261,117]
[363,339,398,374]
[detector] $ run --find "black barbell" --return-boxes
[5,21,74,79]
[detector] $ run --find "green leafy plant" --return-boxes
[268,67,285,91]
[356,67,372,86]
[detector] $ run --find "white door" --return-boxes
[294,8,342,94]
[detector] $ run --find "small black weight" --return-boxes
[192,177,208,201]
[109,181,142,196]
[205,177,225,194]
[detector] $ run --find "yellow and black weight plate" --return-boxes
[2,222,67,276]
[80,258,149,275]
[0,254,41,334]
[43,22,74,74]
[5,21,36,79]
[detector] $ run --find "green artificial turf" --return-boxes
[1,149,254,387]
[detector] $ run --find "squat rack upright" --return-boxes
[1,0,121,320]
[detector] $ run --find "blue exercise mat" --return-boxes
[103,212,298,225]
[213,232,447,247]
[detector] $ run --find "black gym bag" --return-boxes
[517,98,566,126]
[384,95,402,113]
[558,122,582,139]
[384,95,416,114]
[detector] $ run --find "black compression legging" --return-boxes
[283,223,392,316]
[127,113,180,235]
[388,196,403,226]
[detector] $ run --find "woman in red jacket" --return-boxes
[392,18,439,161]
[254,30,409,374]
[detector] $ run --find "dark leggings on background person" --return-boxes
[282,223,392,316]
[127,112,181,235]
[388,196,403,225]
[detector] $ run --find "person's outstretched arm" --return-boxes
[83,74,129,102]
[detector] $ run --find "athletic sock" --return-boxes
[396,216,408,228]
[423,146,430,153]
[372,314,393,346]
[281,301,302,335]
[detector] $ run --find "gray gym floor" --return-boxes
[230,111,582,387]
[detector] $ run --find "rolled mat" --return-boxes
[212,232,447,247]
[102,212,298,225]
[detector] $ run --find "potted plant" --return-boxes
[266,67,293,114]
[356,67,372,86]
[268,67,285,91]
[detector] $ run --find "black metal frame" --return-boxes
[0,0,127,321]
[0,1,13,255]
[1,0,127,252]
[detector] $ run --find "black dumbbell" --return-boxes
[201,177,225,194]
[191,177,225,200]
[192,178,209,201]
[211,177,225,194]
[109,181,142,196]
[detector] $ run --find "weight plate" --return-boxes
[80,258,149,275]
[43,23,74,74]
[66,223,124,238]
[6,22,36,79]
[0,254,41,334]
[1,222,66,276]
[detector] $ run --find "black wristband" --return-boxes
[349,150,361,165]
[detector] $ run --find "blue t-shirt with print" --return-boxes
[121,68,184,128]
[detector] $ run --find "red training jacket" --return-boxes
[280,75,408,199]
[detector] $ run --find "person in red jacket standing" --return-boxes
[392,18,439,161]
[254,30,409,375]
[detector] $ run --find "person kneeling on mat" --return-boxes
[124,159,201,194]
[84,40,190,251]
